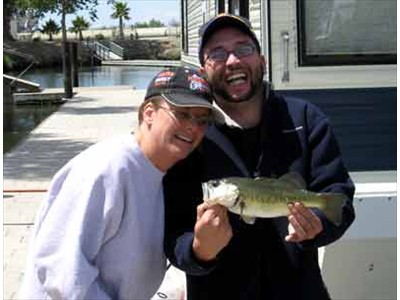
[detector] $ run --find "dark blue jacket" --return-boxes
[163,84,355,300]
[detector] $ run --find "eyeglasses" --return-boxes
[157,105,213,127]
[204,44,256,63]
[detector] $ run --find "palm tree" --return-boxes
[111,1,130,39]
[41,19,61,41]
[70,16,90,41]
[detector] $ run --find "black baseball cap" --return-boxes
[145,66,223,121]
[198,13,261,65]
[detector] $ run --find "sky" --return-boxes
[41,0,180,29]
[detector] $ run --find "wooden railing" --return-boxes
[83,40,123,60]
[109,41,124,59]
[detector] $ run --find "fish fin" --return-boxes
[318,193,347,226]
[238,200,255,224]
[278,172,307,190]
[241,216,256,225]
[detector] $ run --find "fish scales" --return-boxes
[230,178,321,207]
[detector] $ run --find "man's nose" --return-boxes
[225,51,241,65]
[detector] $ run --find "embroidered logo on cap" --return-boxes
[188,74,210,93]
[154,71,175,86]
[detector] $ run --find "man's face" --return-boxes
[200,27,266,104]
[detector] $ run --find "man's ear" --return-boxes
[260,55,267,73]
[199,65,206,75]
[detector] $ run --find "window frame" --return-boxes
[297,0,396,66]
[225,0,249,19]
[181,0,188,54]
[216,0,225,13]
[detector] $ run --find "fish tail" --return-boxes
[318,193,346,226]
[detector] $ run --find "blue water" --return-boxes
[20,65,164,89]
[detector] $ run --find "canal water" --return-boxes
[4,65,164,153]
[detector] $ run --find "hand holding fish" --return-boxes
[192,203,233,262]
[285,202,323,242]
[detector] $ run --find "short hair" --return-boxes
[138,96,164,125]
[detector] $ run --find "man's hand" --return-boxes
[285,202,323,242]
[192,203,233,262]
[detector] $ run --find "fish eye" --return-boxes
[210,180,220,187]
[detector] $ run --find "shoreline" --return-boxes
[4,40,181,72]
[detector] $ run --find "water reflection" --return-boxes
[3,102,60,153]
[4,66,163,153]
[19,66,163,89]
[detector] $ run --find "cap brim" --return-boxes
[162,93,225,123]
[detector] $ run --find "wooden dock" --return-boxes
[13,88,69,105]
[12,86,137,105]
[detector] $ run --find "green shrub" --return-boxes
[3,54,15,70]
[158,48,181,60]
[95,33,105,40]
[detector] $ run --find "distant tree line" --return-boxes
[4,0,179,42]
[3,0,98,42]
[133,18,180,28]
[134,18,164,28]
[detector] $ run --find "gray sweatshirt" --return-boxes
[19,134,166,299]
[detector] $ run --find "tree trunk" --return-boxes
[119,17,123,39]
[61,0,73,98]
[3,0,15,41]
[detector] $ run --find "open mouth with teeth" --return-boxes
[226,73,247,86]
[175,133,194,144]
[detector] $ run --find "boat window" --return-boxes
[297,0,396,66]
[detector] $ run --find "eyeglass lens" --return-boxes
[158,106,212,127]
[207,44,255,62]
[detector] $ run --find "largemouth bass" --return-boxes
[202,173,346,225]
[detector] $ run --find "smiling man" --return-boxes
[163,14,355,300]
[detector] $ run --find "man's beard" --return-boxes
[211,64,265,104]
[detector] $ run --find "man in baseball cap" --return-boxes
[163,12,355,300]
[198,13,261,66]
